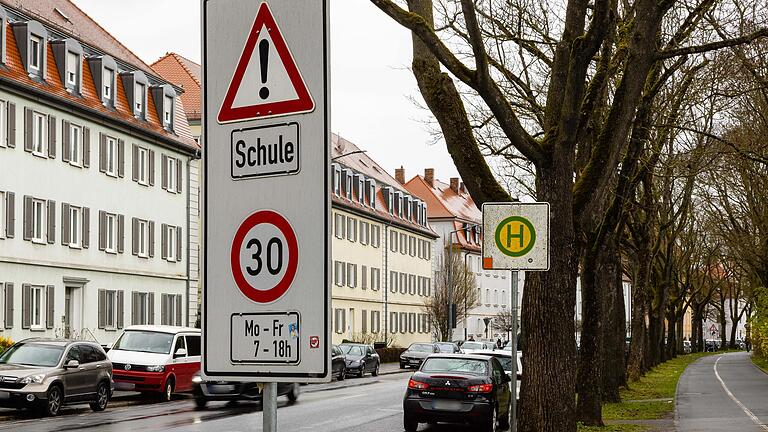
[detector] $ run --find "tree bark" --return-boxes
[576,244,604,426]
[601,238,626,403]
[627,252,649,381]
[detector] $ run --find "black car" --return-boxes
[192,373,299,408]
[403,354,512,432]
[400,343,439,368]
[331,345,347,381]
[338,343,380,377]
[435,342,461,353]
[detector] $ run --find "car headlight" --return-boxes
[146,365,165,372]
[20,374,45,384]
[192,375,203,384]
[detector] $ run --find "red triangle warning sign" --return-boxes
[217,3,315,124]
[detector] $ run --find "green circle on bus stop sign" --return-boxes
[494,216,536,257]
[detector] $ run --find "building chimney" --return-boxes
[459,182,466,194]
[424,168,435,188]
[395,166,405,184]
[450,177,459,193]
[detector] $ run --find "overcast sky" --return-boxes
[72,0,460,182]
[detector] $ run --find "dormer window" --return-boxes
[121,70,149,119]
[29,36,41,71]
[103,67,114,100]
[66,51,78,86]
[135,82,145,113]
[151,84,176,132]
[163,95,172,126]
[367,179,376,208]
[52,38,84,94]
[13,21,48,79]
[332,164,341,195]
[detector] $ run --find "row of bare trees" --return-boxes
[369,0,768,430]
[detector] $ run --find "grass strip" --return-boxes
[751,354,768,374]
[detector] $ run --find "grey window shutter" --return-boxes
[176,226,182,262]
[362,310,367,333]
[23,195,32,241]
[98,210,106,251]
[47,115,56,159]
[148,150,155,186]
[82,207,90,249]
[4,283,13,328]
[161,223,168,260]
[7,102,15,148]
[21,284,30,329]
[131,144,139,182]
[46,200,55,244]
[99,133,106,172]
[148,221,155,257]
[5,192,14,239]
[175,295,182,326]
[161,154,167,190]
[117,139,125,177]
[176,159,182,193]
[62,120,70,163]
[82,127,90,168]
[61,203,70,245]
[117,214,125,253]
[131,292,138,325]
[148,293,154,325]
[45,285,54,329]
[117,291,124,329]
[23,107,32,152]
[161,294,167,325]
[131,218,138,255]
[97,289,105,329]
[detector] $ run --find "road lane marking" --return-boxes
[338,394,365,401]
[714,356,768,431]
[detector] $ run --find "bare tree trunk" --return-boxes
[576,244,603,426]
[627,255,649,382]
[601,238,626,403]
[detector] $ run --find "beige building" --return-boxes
[331,135,437,347]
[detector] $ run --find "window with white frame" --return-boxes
[69,124,82,166]
[29,36,42,72]
[137,219,148,257]
[166,224,176,261]
[163,95,173,127]
[166,156,176,192]
[103,67,114,100]
[0,191,5,239]
[346,216,356,242]
[31,199,45,242]
[31,285,43,328]
[137,147,149,185]
[68,206,81,247]
[334,213,344,239]
[371,225,380,248]
[134,292,150,325]
[486,289,490,305]
[105,136,117,176]
[347,263,357,288]
[66,51,78,87]
[135,82,145,115]
[0,100,6,148]
[371,268,380,290]
[161,294,181,326]
[105,289,117,328]
[32,111,46,155]
[105,213,117,253]
[359,221,368,245]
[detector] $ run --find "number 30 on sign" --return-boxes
[230,210,299,303]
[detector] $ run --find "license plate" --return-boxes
[0,391,9,399]
[410,360,420,364]
[114,382,136,391]
[432,400,462,411]
[208,384,236,393]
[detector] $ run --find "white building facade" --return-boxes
[0,3,199,344]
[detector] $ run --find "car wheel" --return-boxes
[338,366,346,381]
[403,414,418,432]
[372,362,380,376]
[161,378,174,402]
[358,362,365,378]
[90,381,110,412]
[399,363,406,369]
[287,383,300,402]
[481,405,498,432]
[194,396,208,409]
[42,385,63,416]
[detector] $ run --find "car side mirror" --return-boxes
[65,360,80,369]
[174,348,187,358]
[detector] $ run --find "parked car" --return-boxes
[192,372,299,408]
[460,341,496,354]
[435,342,461,353]
[472,349,522,399]
[0,339,113,416]
[403,354,512,432]
[331,345,347,381]
[108,325,201,401]
[400,343,439,369]
[338,343,380,377]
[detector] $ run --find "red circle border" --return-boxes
[230,210,298,303]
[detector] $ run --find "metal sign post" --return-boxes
[202,2,331,431]
[482,202,550,432]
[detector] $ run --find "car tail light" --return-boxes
[408,379,429,390]
[467,383,494,393]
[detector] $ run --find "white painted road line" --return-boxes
[714,356,768,431]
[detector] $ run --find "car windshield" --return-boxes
[436,344,455,352]
[0,343,64,367]
[340,345,364,356]
[112,331,174,354]
[461,342,483,350]
[409,344,434,353]
[422,358,487,375]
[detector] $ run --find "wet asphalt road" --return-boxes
[676,351,768,432]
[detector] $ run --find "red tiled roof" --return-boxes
[0,2,198,153]
[1,0,154,74]
[332,134,437,238]
[151,52,201,121]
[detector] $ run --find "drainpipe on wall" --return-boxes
[383,220,392,345]
[185,155,192,327]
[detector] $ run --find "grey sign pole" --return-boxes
[510,270,518,432]
[263,382,277,432]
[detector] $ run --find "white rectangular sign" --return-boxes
[202,0,330,382]
[482,202,550,271]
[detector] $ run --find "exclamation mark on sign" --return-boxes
[259,39,270,100]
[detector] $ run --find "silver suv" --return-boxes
[0,339,113,416]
